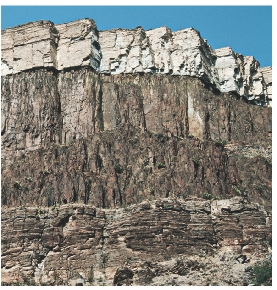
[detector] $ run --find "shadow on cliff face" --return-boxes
[113,268,134,286]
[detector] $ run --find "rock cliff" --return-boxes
[1,198,271,286]
[1,19,272,286]
[2,19,272,105]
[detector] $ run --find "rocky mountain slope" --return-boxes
[1,19,272,286]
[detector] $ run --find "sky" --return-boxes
[0,4,273,68]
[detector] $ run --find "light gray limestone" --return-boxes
[1,18,272,106]
[260,66,272,106]
[99,27,219,87]
[214,47,269,105]
[56,18,100,70]
[1,21,58,75]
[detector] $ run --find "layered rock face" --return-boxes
[1,18,272,286]
[1,19,272,105]
[260,66,272,106]
[99,27,218,83]
[1,19,100,74]
[1,198,272,286]
[1,71,272,210]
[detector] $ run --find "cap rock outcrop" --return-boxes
[1,18,272,106]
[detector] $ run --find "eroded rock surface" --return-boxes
[1,19,100,75]
[260,66,272,106]
[1,18,272,286]
[1,21,58,75]
[1,198,271,286]
[1,70,272,161]
[99,27,218,83]
[1,71,272,212]
[1,18,272,105]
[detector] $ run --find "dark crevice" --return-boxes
[57,214,71,227]
[97,87,104,131]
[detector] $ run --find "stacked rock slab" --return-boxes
[1,18,272,105]
[1,18,101,74]
[260,66,272,106]
[99,27,271,105]
[214,47,269,105]
[99,26,219,87]
[1,198,272,286]
[1,21,58,75]
[55,19,101,70]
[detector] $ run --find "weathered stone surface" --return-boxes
[1,70,272,212]
[99,27,218,86]
[1,21,58,75]
[1,70,272,163]
[55,18,100,70]
[1,19,272,286]
[260,66,272,106]
[214,47,269,105]
[1,198,271,286]
[1,19,272,105]
[1,19,100,75]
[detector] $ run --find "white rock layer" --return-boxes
[214,47,270,105]
[99,27,219,87]
[1,21,58,75]
[260,66,272,106]
[1,18,272,105]
[1,19,100,75]
[55,19,100,70]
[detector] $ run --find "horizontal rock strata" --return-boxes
[1,18,272,105]
[1,197,271,286]
[1,19,100,74]
[1,18,272,286]
[260,66,272,106]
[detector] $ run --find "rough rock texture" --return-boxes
[1,197,272,286]
[1,71,272,211]
[99,27,218,84]
[1,19,100,75]
[260,66,272,106]
[1,70,272,161]
[1,21,58,75]
[55,19,101,70]
[1,18,272,105]
[1,122,272,210]
[99,27,271,105]
[1,18,272,286]
[214,47,270,105]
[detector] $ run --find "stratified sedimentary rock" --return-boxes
[1,21,58,74]
[99,27,219,86]
[56,18,101,70]
[260,66,272,106]
[1,18,272,286]
[1,19,101,75]
[1,197,272,286]
[1,18,272,105]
